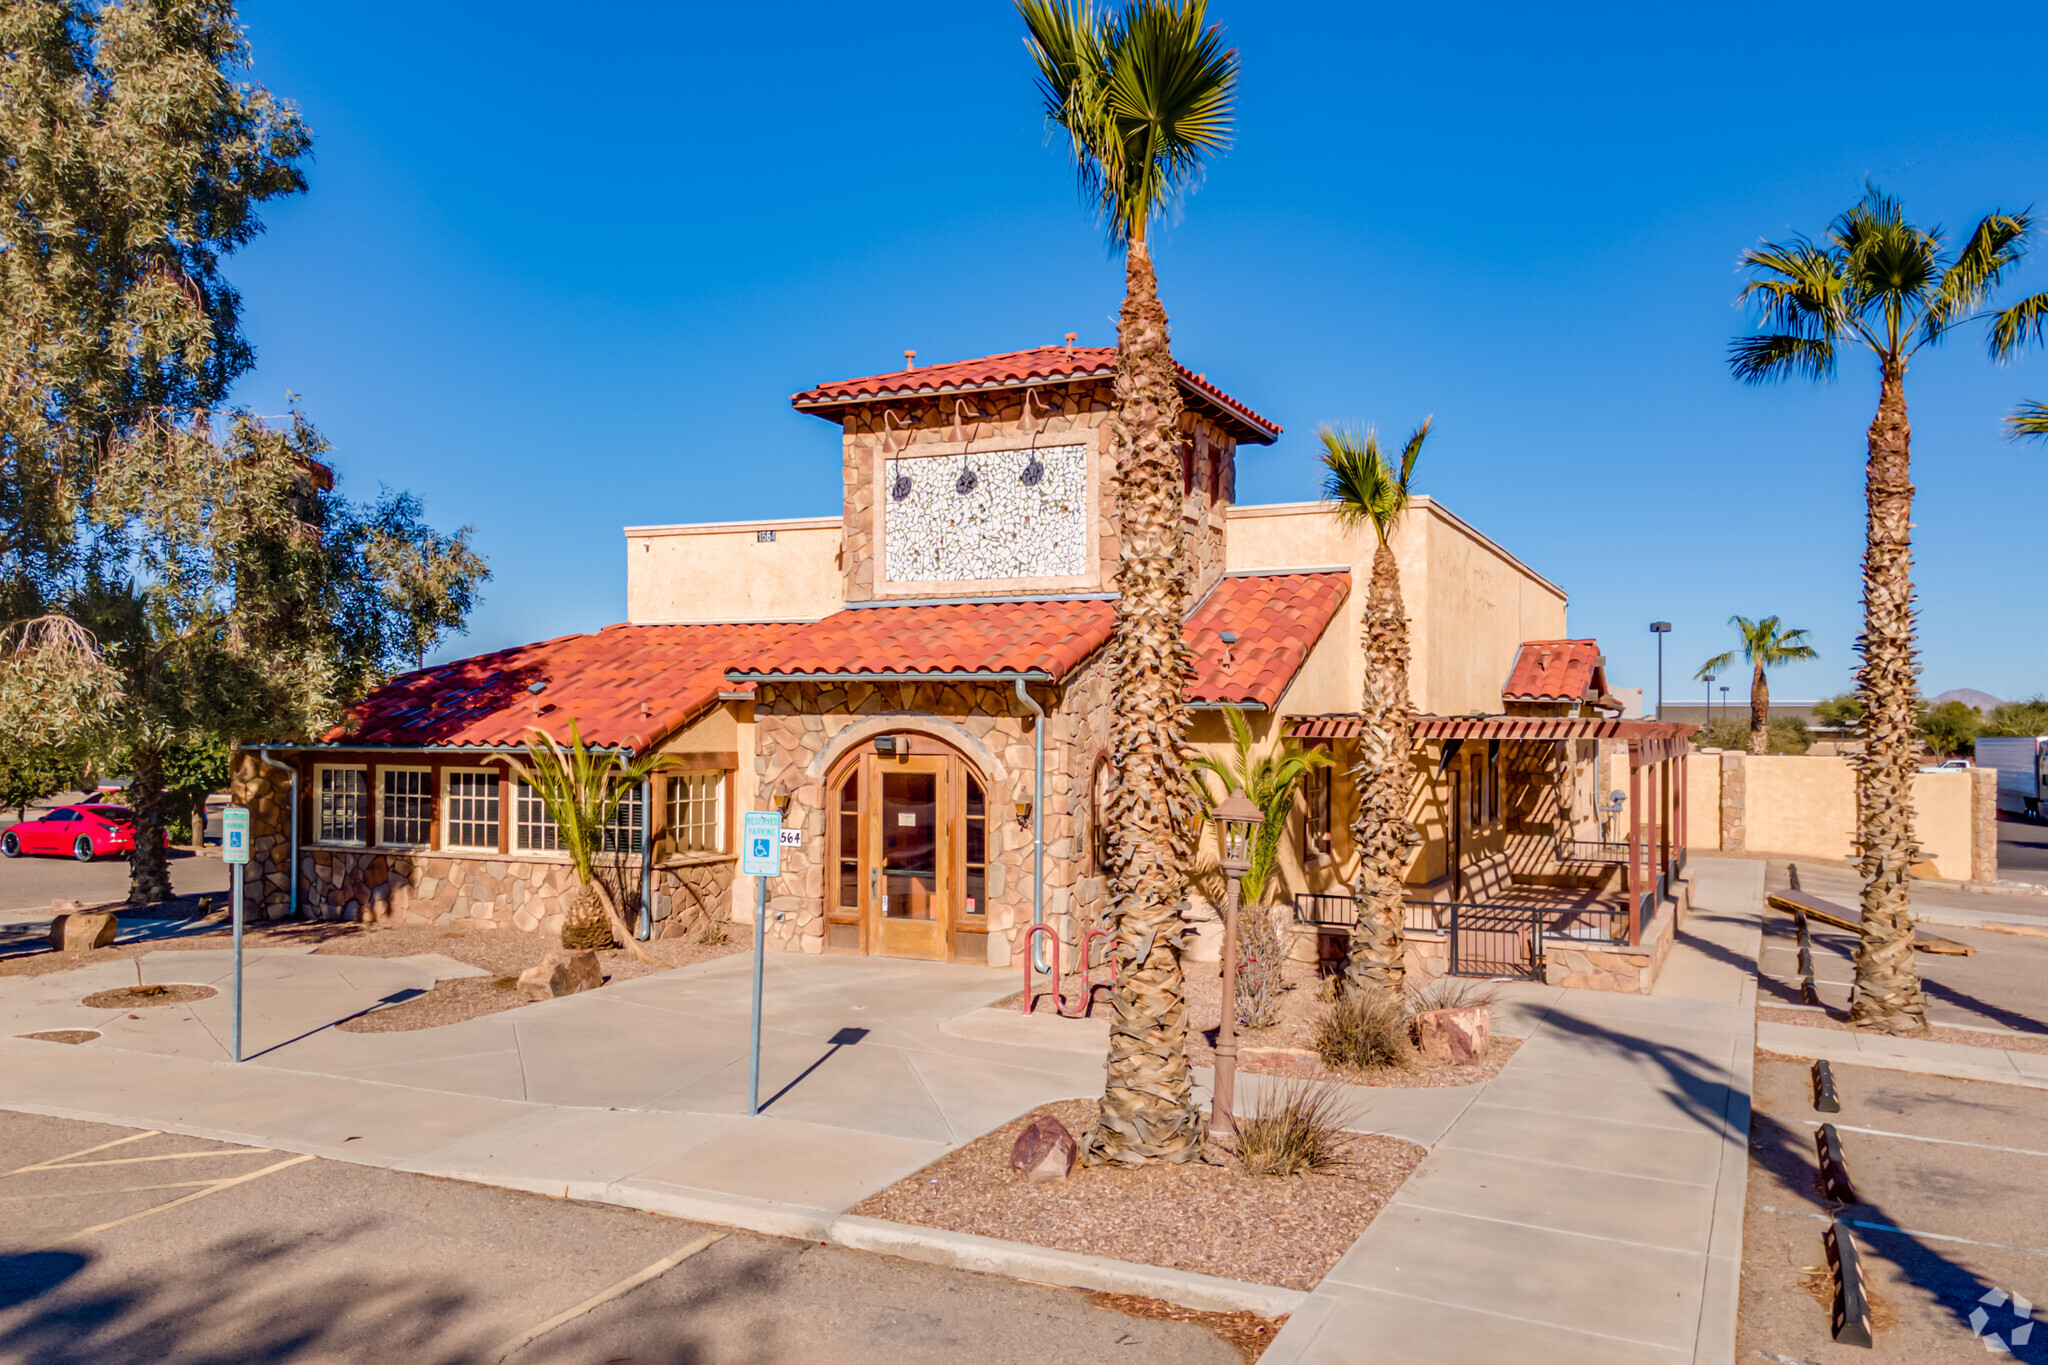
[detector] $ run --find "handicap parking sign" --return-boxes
[222,807,251,865]
[740,811,782,876]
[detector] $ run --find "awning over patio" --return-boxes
[1285,713,1695,761]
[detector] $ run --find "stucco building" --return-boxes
[236,343,1604,975]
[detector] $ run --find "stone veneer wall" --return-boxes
[750,666,1113,965]
[229,749,735,934]
[883,444,1088,583]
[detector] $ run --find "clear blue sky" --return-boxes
[224,2,2048,706]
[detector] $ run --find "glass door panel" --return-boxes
[881,771,937,920]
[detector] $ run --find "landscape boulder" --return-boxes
[516,949,604,1001]
[1415,1004,1491,1065]
[48,910,117,953]
[1008,1113,1078,1184]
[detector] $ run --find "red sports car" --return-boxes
[0,805,159,862]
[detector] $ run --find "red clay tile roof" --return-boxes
[1286,714,1694,743]
[726,599,1117,682]
[1186,572,1350,709]
[324,621,803,753]
[324,575,1351,752]
[1502,639,1607,702]
[790,345,1281,445]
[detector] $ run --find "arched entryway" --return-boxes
[824,735,991,962]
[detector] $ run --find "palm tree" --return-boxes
[1020,0,1237,1166]
[505,719,660,963]
[1189,704,1333,909]
[1729,186,2048,1034]
[1319,420,1431,995]
[1693,616,1817,757]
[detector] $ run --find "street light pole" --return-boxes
[1703,672,1714,727]
[1208,790,1263,1141]
[1650,622,1671,719]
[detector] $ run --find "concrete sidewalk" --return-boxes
[1259,855,1763,1365]
[1759,1016,2048,1091]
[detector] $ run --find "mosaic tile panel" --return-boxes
[883,444,1087,584]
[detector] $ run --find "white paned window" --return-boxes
[379,768,432,847]
[316,767,366,846]
[444,770,500,850]
[515,779,559,852]
[666,771,725,853]
[602,782,644,854]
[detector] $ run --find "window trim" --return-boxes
[513,776,561,853]
[313,764,368,848]
[376,765,435,849]
[663,769,728,856]
[441,767,502,853]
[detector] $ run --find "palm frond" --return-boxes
[1924,211,2029,344]
[1728,333,1837,384]
[1693,651,1734,681]
[2006,400,2048,442]
[1319,422,1424,545]
[1989,291,2048,361]
[1019,0,1237,246]
[503,718,662,886]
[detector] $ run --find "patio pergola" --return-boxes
[1285,713,1696,954]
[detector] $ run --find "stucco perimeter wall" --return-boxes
[1686,753,1993,883]
[1225,498,1565,717]
[625,516,844,625]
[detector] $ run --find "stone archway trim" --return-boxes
[811,714,1007,785]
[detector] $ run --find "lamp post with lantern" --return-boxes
[1209,789,1263,1139]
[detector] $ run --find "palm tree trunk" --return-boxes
[1847,361,1930,1035]
[1748,663,1769,756]
[1083,236,1204,1167]
[1347,539,1420,995]
[126,743,173,905]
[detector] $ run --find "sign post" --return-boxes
[221,806,252,1063]
[739,809,783,1116]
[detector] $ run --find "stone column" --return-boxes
[1971,766,1999,885]
[1719,752,1746,854]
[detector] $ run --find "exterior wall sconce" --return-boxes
[1014,800,1032,827]
[874,735,899,756]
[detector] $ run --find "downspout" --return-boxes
[1013,678,1049,974]
[256,747,299,921]
[637,775,653,940]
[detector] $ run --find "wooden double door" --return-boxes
[826,743,990,962]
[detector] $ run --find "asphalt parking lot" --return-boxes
[1739,1057,2048,1363]
[0,1111,1239,1365]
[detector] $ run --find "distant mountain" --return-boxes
[1930,688,2004,716]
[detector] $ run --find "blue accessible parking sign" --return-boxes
[740,810,782,876]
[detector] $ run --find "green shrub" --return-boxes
[1234,905,1286,1030]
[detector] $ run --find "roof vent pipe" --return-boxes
[903,349,916,371]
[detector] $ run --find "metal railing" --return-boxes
[1295,891,1633,976]
[1553,837,1632,864]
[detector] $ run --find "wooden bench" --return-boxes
[1765,865,1973,956]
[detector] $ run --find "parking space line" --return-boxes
[0,1179,222,1202]
[66,1153,315,1239]
[1761,1205,2048,1259]
[491,1230,725,1361]
[20,1149,279,1171]
[1799,1119,2048,1161]
[6,1130,162,1175]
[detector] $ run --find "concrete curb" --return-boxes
[825,1214,1307,1317]
[1758,1025,2048,1093]
[0,1089,1299,1319]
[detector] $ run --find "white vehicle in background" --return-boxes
[1975,736,2048,822]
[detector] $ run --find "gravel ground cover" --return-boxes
[852,1098,1426,1291]
[1757,1004,2048,1055]
[80,983,216,1009]
[336,974,529,1033]
[1004,956,1519,1087]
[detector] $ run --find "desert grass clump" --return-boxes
[1311,986,1416,1072]
[1406,978,1499,1017]
[1234,906,1286,1030]
[1234,1079,1354,1177]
